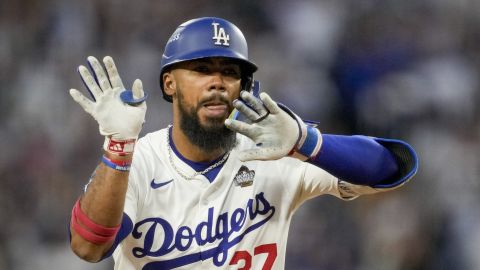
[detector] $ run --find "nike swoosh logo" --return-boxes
[150,179,174,189]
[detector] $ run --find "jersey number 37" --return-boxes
[229,243,277,270]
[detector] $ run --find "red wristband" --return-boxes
[103,155,132,167]
[101,155,131,171]
[71,199,120,245]
[71,210,116,245]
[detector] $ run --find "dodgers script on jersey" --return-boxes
[109,127,381,269]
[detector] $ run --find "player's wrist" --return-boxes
[288,124,323,161]
[102,138,135,171]
[275,103,323,161]
[104,150,134,161]
[101,155,131,172]
[103,145,134,172]
[103,136,137,156]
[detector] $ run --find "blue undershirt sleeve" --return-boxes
[309,134,399,186]
[100,213,134,260]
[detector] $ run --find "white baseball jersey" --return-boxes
[110,127,391,270]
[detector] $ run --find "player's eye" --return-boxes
[222,67,241,78]
[193,65,210,73]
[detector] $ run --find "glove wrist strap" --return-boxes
[294,125,322,159]
[103,137,136,156]
[277,103,322,160]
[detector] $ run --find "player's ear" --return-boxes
[163,72,176,96]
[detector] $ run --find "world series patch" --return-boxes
[233,165,255,187]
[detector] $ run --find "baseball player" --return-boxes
[68,17,418,270]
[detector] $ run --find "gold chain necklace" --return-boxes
[166,125,230,180]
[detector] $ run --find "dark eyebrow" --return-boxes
[196,59,213,64]
[221,62,241,68]
[219,59,242,66]
[195,58,241,66]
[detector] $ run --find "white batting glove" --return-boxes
[69,56,147,155]
[225,91,322,162]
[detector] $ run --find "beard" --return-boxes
[177,90,237,153]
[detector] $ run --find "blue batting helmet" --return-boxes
[159,17,258,102]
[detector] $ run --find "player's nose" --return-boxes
[207,72,226,92]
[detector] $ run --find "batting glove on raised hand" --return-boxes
[69,56,147,155]
[225,91,322,162]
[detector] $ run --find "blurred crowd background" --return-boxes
[1,0,479,269]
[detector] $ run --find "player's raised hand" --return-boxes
[225,91,322,162]
[69,56,147,155]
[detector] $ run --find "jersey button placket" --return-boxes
[196,188,209,261]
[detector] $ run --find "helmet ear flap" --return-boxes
[242,75,254,92]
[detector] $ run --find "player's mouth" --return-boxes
[202,101,229,118]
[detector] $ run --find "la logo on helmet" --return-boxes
[212,22,230,46]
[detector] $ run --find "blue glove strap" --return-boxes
[296,125,322,158]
